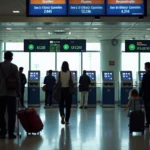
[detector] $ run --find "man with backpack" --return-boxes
[0,51,21,139]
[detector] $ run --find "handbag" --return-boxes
[69,71,75,95]
[42,85,46,92]
[52,72,61,103]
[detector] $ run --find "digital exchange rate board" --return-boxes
[106,0,146,16]
[24,39,86,52]
[68,0,105,16]
[27,0,67,16]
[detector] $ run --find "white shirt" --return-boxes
[56,71,74,88]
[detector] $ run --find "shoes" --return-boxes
[8,134,16,139]
[84,106,88,109]
[61,116,65,124]
[79,106,83,109]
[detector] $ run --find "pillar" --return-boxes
[100,40,122,101]
[0,41,4,62]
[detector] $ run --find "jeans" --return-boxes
[45,90,53,106]
[59,88,72,122]
[0,96,16,135]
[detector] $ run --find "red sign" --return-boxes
[109,61,115,66]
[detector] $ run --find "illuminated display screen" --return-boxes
[71,71,77,81]
[139,72,145,80]
[106,0,146,16]
[24,39,86,52]
[68,0,105,16]
[103,72,113,81]
[121,72,132,81]
[125,40,150,52]
[27,0,67,16]
[86,72,95,81]
[29,72,40,80]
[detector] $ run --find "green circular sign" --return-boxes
[28,44,34,51]
[129,44,136,51]
[63,44,69,50]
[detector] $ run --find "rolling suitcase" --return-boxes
[17,108,43,135]
[129,100,145,135]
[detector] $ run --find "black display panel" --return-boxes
[103,72,113,81]
[139,72,145,81]
[68,0,105,16]
[106,0,147,16]
[86,71,96,81]
[27,0,67,16]
[121,72,132,81]
[125,40,150,52]
[29,71,40,80]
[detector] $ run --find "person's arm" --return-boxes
[56,72,60,83]
[44,77,46,84]
[124,99,131,110]
[79,76,81,84]
[15,66,21,97]
[23,74,27,85]
[139,74,145,97]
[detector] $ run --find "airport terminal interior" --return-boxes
[0,0,150,150]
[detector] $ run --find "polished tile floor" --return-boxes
[0,105,150,150]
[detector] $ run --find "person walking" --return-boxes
[0,51,21,139]
[79,70,91,109]
[44,70,56,109]
[139,62,150,128]
[57,61,74,125]
[19,67,27,108]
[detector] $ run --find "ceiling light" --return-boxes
[37,27,42,30]
[69,32,71,35]
[6,28,12,30]
[48,32,51,35]
[147,28,150,31]
[93,28,98,30]
[13,10,20,13]
[65,28,70,30]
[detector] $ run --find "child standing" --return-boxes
[124,89,141,116]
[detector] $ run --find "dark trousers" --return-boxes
[59,88,72,122]
[20,87,25,107]
[144,100,150,124]
[45,90,53,106]
[0,96,16,135]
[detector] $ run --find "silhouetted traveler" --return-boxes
[19,67,27,108]
[79,70,91,109]
[44,70,56,109]
[0,51,21,139]
[57,61,74,125]
[139,62,150,128]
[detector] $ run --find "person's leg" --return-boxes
[59,88,65,124]
[80,92,84,108]
[44,91,48,108]
[49,91,53,106]
[84,92,89,108]
[7,96,16,138]
[0,96,7,138]
[21,88,25,107]
[65,88,72,123]
[144,100,150,127]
